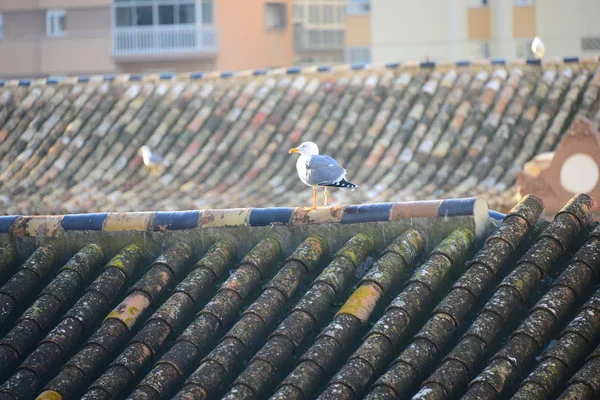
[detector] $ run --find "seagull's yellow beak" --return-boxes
[289,147,300,154]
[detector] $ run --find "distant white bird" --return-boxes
[288,141,358,209]
[531,36,545,59]
[138,145,169,176]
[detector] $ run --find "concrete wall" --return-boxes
[536,0,600,58]
[371,0,600,63]
[371,0,479,63]
[0,7,114,77]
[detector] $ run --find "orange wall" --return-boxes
[346,14,370,47]
[467,7,491,41]
[513,5,536,38]
[215,0,294,70]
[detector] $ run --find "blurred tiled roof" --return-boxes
[1,194,600,400]
[1,58,600,215]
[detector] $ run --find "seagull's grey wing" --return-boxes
[306,155,346,185]
[148,152,165,164]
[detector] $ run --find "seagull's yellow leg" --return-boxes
[312,187,317,210]
[324,187,328,207]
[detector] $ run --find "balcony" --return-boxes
[112,25,218,58]
[294,27,345,52]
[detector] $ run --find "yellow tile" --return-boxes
[24,216,63,237]
[105,293,151,329]
[291,206,345,225]
[103,212,153,231]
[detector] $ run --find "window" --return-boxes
[308,5,319,24]
[582,36,600,51]
[480,0,488,6]
[323,5,333,23]
[346,0,369,15]
[265,3,287,30]
[346,46,371,64]
[0,14,3,40]
[482,41,491,58]
[516,38,535,58]
[114,0,204,28]
[293,3,304,20]
[201,0,214,24]
[469,41,490,59]
[514,0,534,5]
[47,10,66,37]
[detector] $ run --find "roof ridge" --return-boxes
[1,57,598,89]
[0,198,494,236]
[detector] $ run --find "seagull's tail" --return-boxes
[324,179,358,191]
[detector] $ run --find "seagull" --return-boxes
[138,145,169,176]
[288,141,358,209]
[531,36,545,59]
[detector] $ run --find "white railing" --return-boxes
[112,25,218,57]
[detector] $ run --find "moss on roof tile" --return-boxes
[2,194,600,399]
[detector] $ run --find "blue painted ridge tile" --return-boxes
[491,59,506,65]
[46,77,61,84]
[129,74,143,81]
[18,79,31,87]
[489,210,506,221]
[78,76,90,83]
[253,69,267,76]
[0,80,4,87]
[249,208,293,226]
[341,203,394,224]
[62,213,109,231]
[287,67,301,74]
[159,73,174,80]
[152,211,200,231]
[190,72,204,79]
[420,61,436,68]
[456,60,471,66]
[0,216,19,233]
[563,57,579,63]
[104,74,116,81]
[220,71,234,78]
[438,198,478,217]
[351,63,366,70]
[385,62,400,68]
[317,65,332,72]
[527,59,541,65]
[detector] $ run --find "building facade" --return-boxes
[1,0,597,78]
[370,0,600,63]
[0,0,295,78]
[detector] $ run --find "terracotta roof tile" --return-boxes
[2,61,598,213]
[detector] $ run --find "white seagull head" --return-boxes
[288,141,319,156]
[138,145,153,166]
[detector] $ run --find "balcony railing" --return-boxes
[294,27,345,52]
[112,25,218,57]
